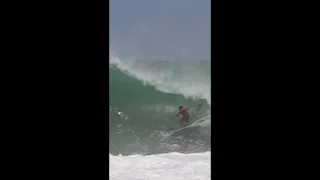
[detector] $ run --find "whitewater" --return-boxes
[110,151,211,180]
[110,53,211,180]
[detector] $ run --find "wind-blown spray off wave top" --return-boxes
[110,54,211,155]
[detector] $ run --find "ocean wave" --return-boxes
[109,55,211,155]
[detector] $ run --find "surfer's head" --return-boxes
[179,106,183,110]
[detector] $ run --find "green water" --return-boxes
[109,60,211,155]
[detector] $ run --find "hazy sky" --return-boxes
[110,0,210,61]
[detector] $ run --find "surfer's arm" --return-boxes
[174,112,181,117]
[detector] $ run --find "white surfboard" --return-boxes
[169,113,210,135]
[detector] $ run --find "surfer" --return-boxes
[174,105,192,127]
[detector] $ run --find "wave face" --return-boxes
[110,55,211,155]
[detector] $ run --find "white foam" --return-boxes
[110,151,211,180]
[109,53,211,105]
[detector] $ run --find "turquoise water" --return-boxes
[109,56,211,155]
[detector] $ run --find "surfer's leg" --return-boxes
[185,116,190,125]
[180,119,184,127]
[180,116,189,127]
[182,116,190,127]
[181,121,187,127]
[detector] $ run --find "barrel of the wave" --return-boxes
[109,60,211,155]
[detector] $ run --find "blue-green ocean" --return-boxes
[110,55,211,155]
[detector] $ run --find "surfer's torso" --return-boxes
[179,108,190,127]
[179,108,189,117]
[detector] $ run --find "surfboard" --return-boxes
[168,113,211,135]
[169,124,194,134]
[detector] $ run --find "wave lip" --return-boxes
[110,54,211,104]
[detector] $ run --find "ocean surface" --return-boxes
[110,54,211,179]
